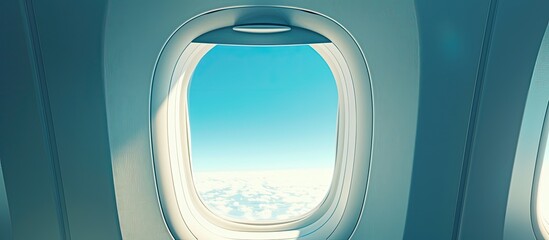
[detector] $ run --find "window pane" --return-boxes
[188,45,338,221]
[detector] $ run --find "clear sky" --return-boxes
[188,45,338,172]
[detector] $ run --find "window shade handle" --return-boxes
[232,24,291,34]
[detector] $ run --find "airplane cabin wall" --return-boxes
[457,1,549,239]
[1,0,120,239]
[1,0,549,239]
[2,0,68,239]
[407,0,549,239]
[404,1,493,238]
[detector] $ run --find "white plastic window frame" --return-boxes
[532,103,549,240]
[151,6,373,240]
[504,23,549,240]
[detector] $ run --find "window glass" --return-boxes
[188,45,337,221]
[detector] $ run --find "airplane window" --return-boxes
[151,8,372,238]
[188,45,337,221]
[533,103,549,239]
[539,115,549,234]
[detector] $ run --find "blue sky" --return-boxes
[188,45,338,172]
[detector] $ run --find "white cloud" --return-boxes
[193,169,332,221]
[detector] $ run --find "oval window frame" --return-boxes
[150,6,373,239]
[532,103,549,240]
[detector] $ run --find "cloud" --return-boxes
[193,169,332,221]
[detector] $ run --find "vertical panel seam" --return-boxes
[452,0,499,239]
[19,0,71,239]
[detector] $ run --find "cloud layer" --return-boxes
[193,169,333,221]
